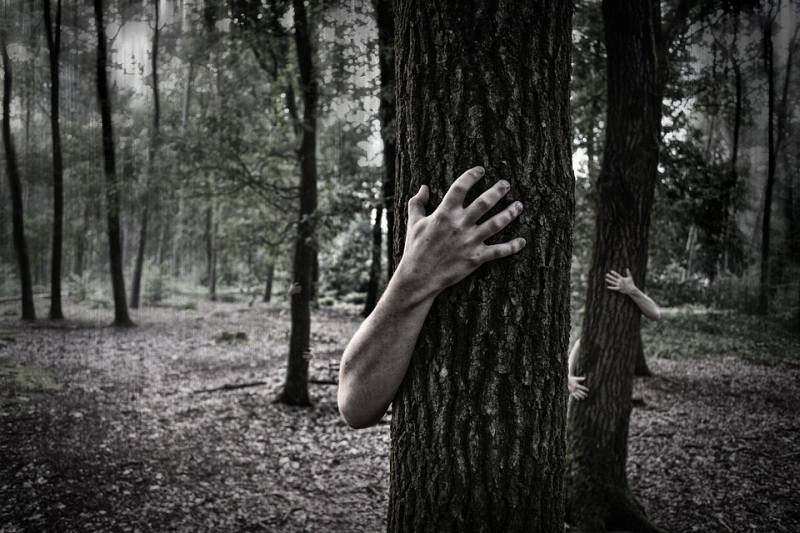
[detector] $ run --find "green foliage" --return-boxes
[143,263,170,305]
[320,218,371,298]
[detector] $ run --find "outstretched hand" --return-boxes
[396,166,526,301]
[605,268,637,295]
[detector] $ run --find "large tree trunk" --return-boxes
[373,0,395,278]
[758,17,775,315]
[361,204,383,317]
[44,0,64,320]
[565,1,663,531]
[93,0,134,327]
[276,0,318,407]
[131,1,161,309]
[721,35,742,274]
[1,31,36,321]
[388,2,573,530]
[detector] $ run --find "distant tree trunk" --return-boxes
[758,17,775,315]
[276,0,318,407]
[1,31,36,321]
[721,47,742,274]
[93,0,134,327]
[173,60,194,278]
[131,1,161,309]
[362,204,383,317]
[205,198,217,301]
[373,0,395,278]
[388,1,573,530]
[263,261,274,303]
[566,1,663,531]
[44,0,64,319]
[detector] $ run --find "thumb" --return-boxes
[407,185,429,227]
[625,268,632,278]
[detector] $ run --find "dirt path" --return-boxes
[1,300,798,532]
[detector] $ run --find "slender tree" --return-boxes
[565,0,664,531]
[131,0,161,309]
[275,0,319,406]
[1,30,36,321]
[43,0,64,319]
[388,1,574,530]
[361,203,383,316]
[758,11,776,315]
[93,0,134,327]
[373,0,395,278]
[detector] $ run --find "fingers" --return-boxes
[605,271,621,289]
[480,237,526,263]
[625,268,632,278]
[463,179,510,224]
[608,270,622,279]
[407,185,429,227]
[441,166,485,210]
[572,376,586,383]
[572,389,588,400]
[475,201,523,241]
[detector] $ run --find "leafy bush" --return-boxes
[143,263,170,305]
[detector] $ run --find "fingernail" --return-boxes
[499,180,510,190]
[519,238,527,247]
[475,166,485,175]
[515,201,523,211]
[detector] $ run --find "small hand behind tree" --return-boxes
[605,268,637,295]
[568,375,589,400]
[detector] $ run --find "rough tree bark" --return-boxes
[43,0,64,320]
[1,31,36,321]
[131,0,161,309]
[361,204,383,317]
[373,0,395,278]
[565,1,663,531]
[93,0,134,327]
[276,0,318,407]
[388,1,573,530]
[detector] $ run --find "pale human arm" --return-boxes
[337,166,526,429]
[605,268,661,321]
[567,338,588,400]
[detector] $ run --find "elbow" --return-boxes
[648,308,662,321]
[337,384,380,430]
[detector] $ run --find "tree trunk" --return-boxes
[93,0,134,327]
[173,60,194,278]
[1,31,36,321]
[44,0,64,319]
[389,2,573,530]
[758,18,775,315]
[361,204,383,317]
[721,43,742,274]
[373,0,395,278]
[130,207,149,308]
[634,338,653,377]
[263,261,274,303]
[131,1,161,309]
[276,0,318,407]
[205,199,217,301]
[565,1,663,531]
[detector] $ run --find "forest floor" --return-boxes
[0,296,798,533]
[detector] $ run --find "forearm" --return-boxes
[627,287,661,321]
[567,338,580,377]
[337,260,436,428]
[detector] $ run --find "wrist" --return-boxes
[391,257,441,307]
